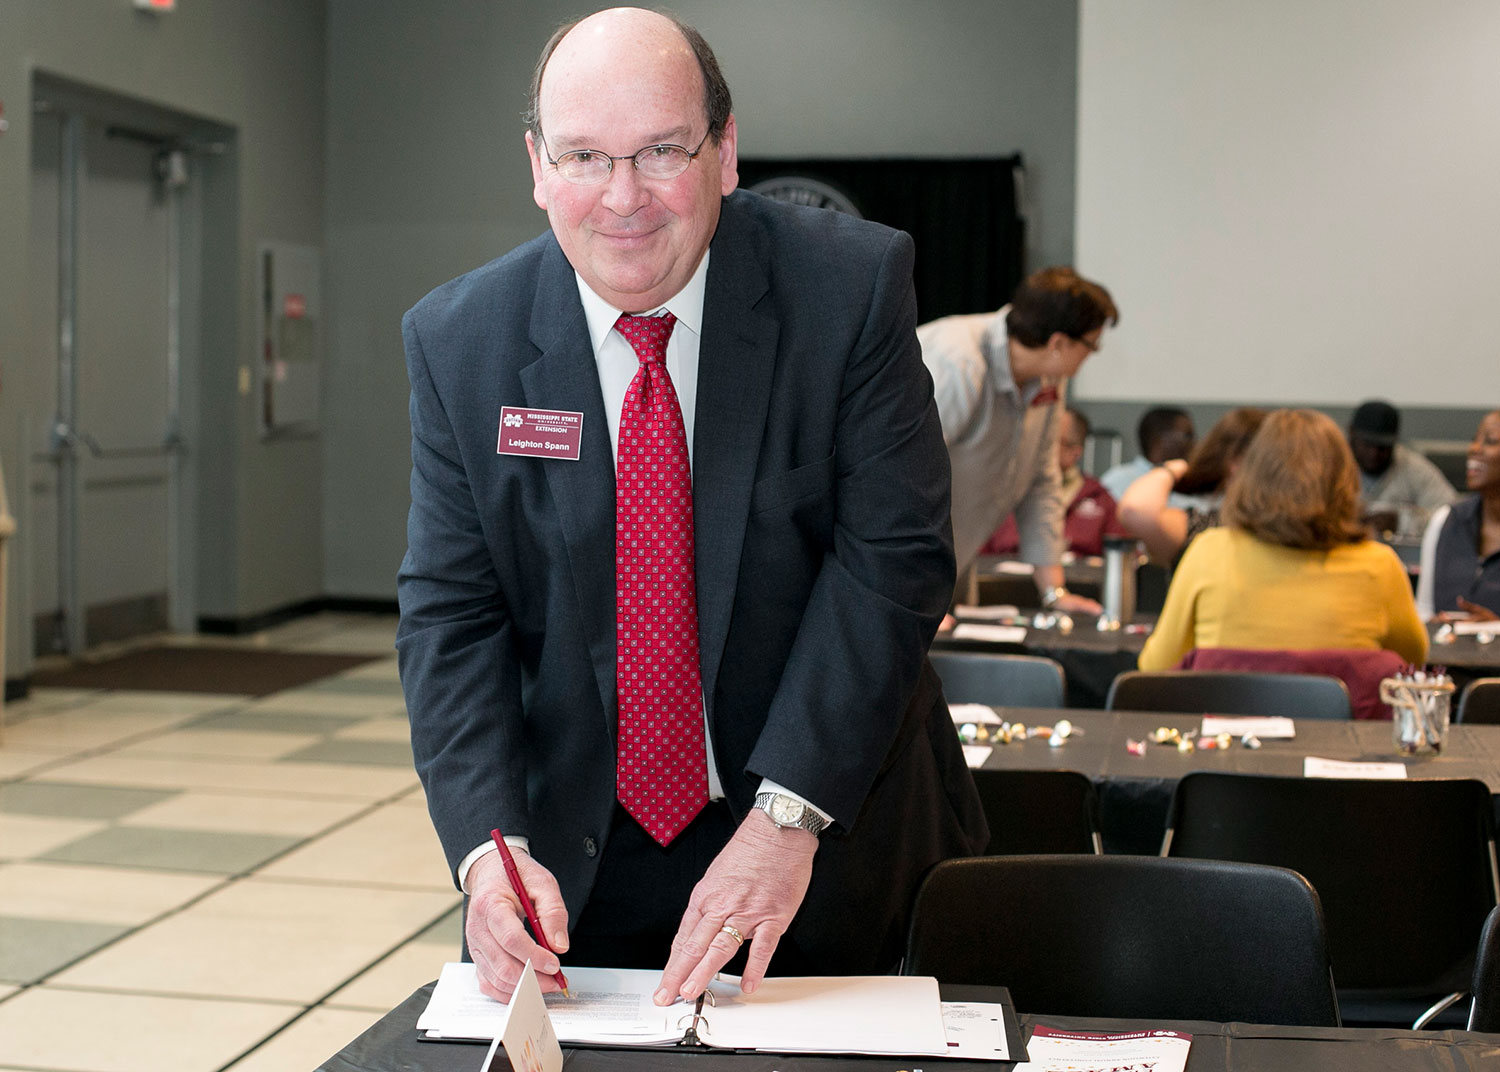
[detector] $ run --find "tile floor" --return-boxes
[0,613,461,1072]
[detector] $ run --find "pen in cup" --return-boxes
[490,828,570,997]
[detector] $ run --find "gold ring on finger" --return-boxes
[720,924,746,946]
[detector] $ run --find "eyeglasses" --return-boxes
[539,130,712,186]
[1072,333,1102,354]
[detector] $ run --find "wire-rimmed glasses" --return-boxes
[539,130,712,185]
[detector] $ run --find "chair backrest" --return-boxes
[1107,668,1352,719]
[1470,905,1500,1032]
[930,650,1066,708]
[1163,771,1499,998]
[904,854,1339,1026]
[970,768,1101,854]
[1176,647,1405,720]
[1458,678,1500,725]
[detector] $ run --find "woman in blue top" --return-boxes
[1416,409,1500,621]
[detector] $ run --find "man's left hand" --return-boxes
[655,808,817,1005]
[1054,591,1103,617]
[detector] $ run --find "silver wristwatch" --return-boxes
[1039,585,1069,610]
[753,791,829,836]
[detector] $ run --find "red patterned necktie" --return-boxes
[614,312,708,845]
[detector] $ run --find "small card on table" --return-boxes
[479,961,562,1072]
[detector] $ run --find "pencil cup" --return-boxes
[1381,673,1454,755]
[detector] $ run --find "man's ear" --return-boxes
[526,131,548,210]
[717,114,739,196]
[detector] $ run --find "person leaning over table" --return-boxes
[919,266,1118,617]
[396,6,986,1010]
[1116,406,1267,568]
[1415,408,1500,622]
[983,406,1122,558]
[1138,408,1429,671]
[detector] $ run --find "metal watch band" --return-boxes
[1040,585,1068,609]
[753,791,829,836]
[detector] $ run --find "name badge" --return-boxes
[497,407,584,461]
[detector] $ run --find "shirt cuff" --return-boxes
[756,778,833,825]
[456,835,530,895]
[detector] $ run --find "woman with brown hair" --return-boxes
[1138,408,1427,670]
[1117,406,1267,566]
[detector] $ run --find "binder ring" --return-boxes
[720,924,746,946]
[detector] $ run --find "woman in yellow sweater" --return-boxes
[1138,408,1428,670]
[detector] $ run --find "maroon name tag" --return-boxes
[497,407,584,461]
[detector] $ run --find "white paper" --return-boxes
[419,964,958,1057]
[1451,620,1499,637]
[951,623,1029,643]
[940,1001,1011,1059]
[479,961,563,1072]
[701,973,950,1056]
[995,560,1036,576]
[951,702,1004,725]
[954,604,1021,620]
[1013,1025,1190,1072]
[1200,715,1296,739]
[962,744,995,769]
[1304,756,1408,779]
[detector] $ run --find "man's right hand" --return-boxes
[464,848,571,1002]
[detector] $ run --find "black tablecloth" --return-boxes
[320,982,1500,1071]
[971,708,1500,854]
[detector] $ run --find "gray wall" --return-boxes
[321,0,1082,600]
[0,1,326,676]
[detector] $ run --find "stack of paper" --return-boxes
[418,963,1013,1059]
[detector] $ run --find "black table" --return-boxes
[935,617,1148,709]
[319,982,1500,1071]
[321,982,1018,1072]
[969,708,1500,855]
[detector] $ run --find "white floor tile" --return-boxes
[119,792,369,837]
[324,940,450,1010]
[0,986,298,1072]
[2,710,200,753]
[0,750,63,780]
[32,755,418,800]
[54,877,458,1003]
[247,691,408,718]
[333,718,413,742]
[110,728,324,761]
[223,1006,384,1071]
[257,802,452,889]
[0,815,110,860]
[0,862,222,924]
[72,692,246,716]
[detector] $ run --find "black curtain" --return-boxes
[736,156,1025,324]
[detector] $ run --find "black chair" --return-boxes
[1470,905,1500,1032]
[1162,771,1499,1028]
[1106,669,1352,719]
[931,650,1066,708]
[970,769,1102,855]
[903,854,1339,1026]
[1457,678,1500,724]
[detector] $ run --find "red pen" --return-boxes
[490,828,570,997]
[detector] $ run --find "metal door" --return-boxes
[29,106,186,655]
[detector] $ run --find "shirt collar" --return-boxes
[576,250,711,351]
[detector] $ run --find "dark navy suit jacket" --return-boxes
[396,190,987,972]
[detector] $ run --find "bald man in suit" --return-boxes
[397,7,985,1008]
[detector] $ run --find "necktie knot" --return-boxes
[616,312,676,366]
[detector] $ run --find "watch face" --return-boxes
[769,795,805,826]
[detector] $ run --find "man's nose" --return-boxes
[600,160,651,215]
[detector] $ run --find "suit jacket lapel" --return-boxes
[695,201,778,721]
[520,241,619,724]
